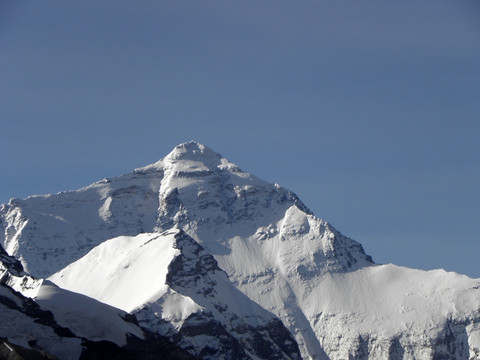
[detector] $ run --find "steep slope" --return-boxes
[0,281,83,360]
[303,264,480,359]
[0,239,41,298]
[50,228,301,359]
[0,142,371,280]
[1,240,145,348]
[2,141,480,359]
[0,243,193,360]
[0,170,163,278]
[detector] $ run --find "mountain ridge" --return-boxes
[49,229,302,359]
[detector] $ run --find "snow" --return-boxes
[47,229,208,328]
[4,273,42,298]
[48,231,204,329]
[48,227,297,358]
[3,141,480,359]
[35,280,145,346]
[49,228,276,328]
[0,284,83,360]
[49,232,180,313]
[1,169,165,278]
[304,264,480,337]
[157,288,201,326]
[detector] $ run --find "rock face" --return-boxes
[0,239,41,298]
[1,141,480,359]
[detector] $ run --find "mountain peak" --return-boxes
[165,141,221,163]
[136,141,240,174]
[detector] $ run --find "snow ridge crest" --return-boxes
[136,141,240,174]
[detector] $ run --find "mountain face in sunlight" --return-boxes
[1,141,480,360]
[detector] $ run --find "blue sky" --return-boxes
[1,1,479,277]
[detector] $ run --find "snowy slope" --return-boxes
[0,248,134,359]
[1,238,146,348]
[50,232,181,314]
[0,282,83,360]
[305,265,480,359]
[2,141,480,359]
[35,280,145,347]
[0,169,164,278]
[0,241,196,360]
[50,229,301,359]
[0,279,194,360]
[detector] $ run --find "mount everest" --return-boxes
[1,141,480,359]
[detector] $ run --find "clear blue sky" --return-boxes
[1,1,479,277]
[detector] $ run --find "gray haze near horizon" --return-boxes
[1,1,479,277]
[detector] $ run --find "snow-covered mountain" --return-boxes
[2,141,480,359]
[50,229,301,359]
[0,240,194,360]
